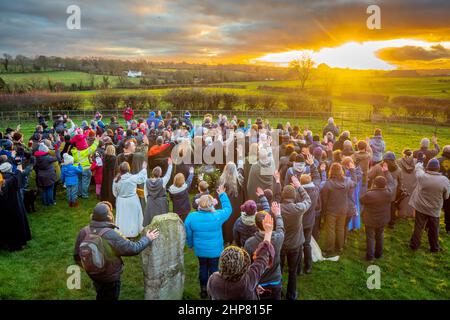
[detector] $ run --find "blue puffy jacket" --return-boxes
[61,163,83,186]
[184,193,232,258]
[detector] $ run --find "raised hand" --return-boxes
[306,154,314,166]
[271,201,281,217]
[291,175,301,189]
[217,184,226,195]
[320,162,327,172]
[168,157,173,165]
[381,162,388,172]
[263,214,274,233]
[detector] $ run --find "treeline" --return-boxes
[0,53,290,85]
[372,95,450,122]
[0,89,332,113]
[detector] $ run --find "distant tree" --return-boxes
[289,53,315,90]
[2,53,12,72]
[15,55,28,72]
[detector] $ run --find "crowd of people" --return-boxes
[0,108,449,300]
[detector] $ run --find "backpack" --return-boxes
[79,227,111,275]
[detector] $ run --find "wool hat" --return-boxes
[63,153,74,165]
[374,176,387,188]
[282,185,296,200]
[219,246,251,282]
[240,200,257,216]
[38,143,49,153]
[149,111,155,117]
[313,147,323,159]
[427,159,440,171]
[92,202,113,222]
[263,189,273,203]
[184,111,191,118]
[383,151,396,161]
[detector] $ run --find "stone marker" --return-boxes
[141,212,186,300]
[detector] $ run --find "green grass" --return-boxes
[0,185,449,300]
[0,71,140,87]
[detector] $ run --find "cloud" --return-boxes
[0,0,449,63]
[376,44,450,69]
[377,45,450,61]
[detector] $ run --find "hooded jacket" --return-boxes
[61,163,83,186]
[321,169,357,216]
[247,160,275,201]
[438,150,450,180]
[34,151,58,187]
[184,192,233,258]
[280,185,311,250]
[369,136,386,163]
[168,171,194,217]
[244,215,284,287]
[360,172,395,228]
[71,140,99,169]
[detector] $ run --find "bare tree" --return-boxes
[2,53,12,72]
[16,55,28,72]
[289,53,315,90]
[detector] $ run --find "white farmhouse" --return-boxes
[127,70,143,78]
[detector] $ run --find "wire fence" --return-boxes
[0,109,448,138]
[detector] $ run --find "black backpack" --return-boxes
[79,227,110,276]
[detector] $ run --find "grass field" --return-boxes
[0,119,449,299]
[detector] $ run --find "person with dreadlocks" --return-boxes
[207,213,275,300]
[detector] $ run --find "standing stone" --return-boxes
[141,212,186,300]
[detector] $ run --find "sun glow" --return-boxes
[252,39,450,70]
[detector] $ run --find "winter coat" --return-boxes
[352,150,372,184]
[168,171,194,217]
[73,220,151,283]
[207,241,275,300]
[247,160,274,201]
[301,182,320,229]
[397,157,417,218]
[321,169,357,217]
[413,144,440,167]
[368,164,402,202]
[280,185,311,250]
[322,123,339,138]
[143,164,172,226]
[369,136,385,163]
[184,192,232,258]
[61,163,83,186]
[408,163,450,218]
[360,172,395,228]
[244,215,284,287]
[34,151,58,187]
[90,162,103,185]
[233,217,259,247]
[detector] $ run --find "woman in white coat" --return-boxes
[113,161,147,238]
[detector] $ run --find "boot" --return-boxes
[200,286,208,299]
[69,201,73,208]
[73,201,79,208]
[296,249,303,276]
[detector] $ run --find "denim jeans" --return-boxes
[41,185,54,206]
[66,184,78,202]
[93,280,121,300]
[280,248,299,300]
[198,257,219,287]
[78,168,92,198]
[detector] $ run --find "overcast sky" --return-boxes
[1,0,450,68]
